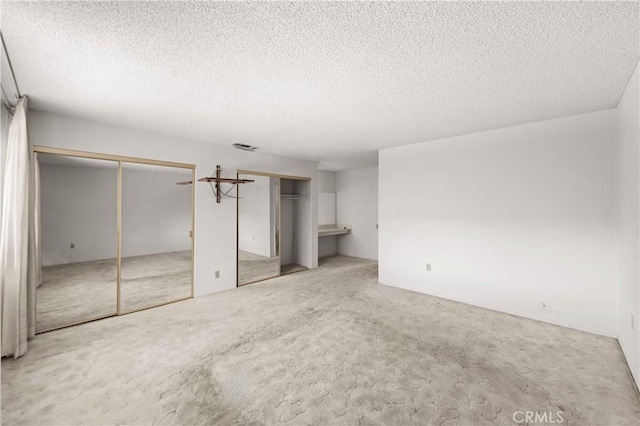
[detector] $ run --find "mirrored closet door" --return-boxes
[237,171,311,286]
[120,163,193,313]
[37,153,119,333]
[35,147,195,333]
[237,174,280,286]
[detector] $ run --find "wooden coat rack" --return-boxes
[197,165,254,203]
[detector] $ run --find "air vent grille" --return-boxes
[232,143,257,152]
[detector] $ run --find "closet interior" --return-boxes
[237,171,311,286]
[280,178,310,275]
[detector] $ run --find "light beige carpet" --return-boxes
[37,258,117,332]
[281,262,308,275]
[238,250,280,285]
[120,251,192,312]
[37,251,191,332]
[4,255,639,425]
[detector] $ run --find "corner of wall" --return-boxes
[615,59,640,389]
[379,109,619,338]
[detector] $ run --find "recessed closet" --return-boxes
[237,171,311,286]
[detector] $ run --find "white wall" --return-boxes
[336,167,379,260]
[40,163,118,265]
[40,162,192,266]
[617,62,640,386]
[379,110,617,337]
[29,111,318,297]
[318,193,336,225]
[318,170,338,258]
[238,175,273,258]
[121,166,192,258]
[318,170,336,193]
[318,193,337,257]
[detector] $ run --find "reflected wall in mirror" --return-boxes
[120,163,193,313]
[237,174,280,285]
[37,153,118,332]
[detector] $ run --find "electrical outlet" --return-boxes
[215,270,220,279]
[70,243,75,249]
[426,263,431,272]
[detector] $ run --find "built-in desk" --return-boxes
[318,224,352,237]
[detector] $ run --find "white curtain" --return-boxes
[1,96,39,358]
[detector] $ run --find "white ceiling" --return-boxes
[2,1,638,171]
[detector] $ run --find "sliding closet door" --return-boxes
[37,153,118,332]
[119,162,193,313]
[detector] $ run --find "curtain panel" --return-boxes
[1,96,39,358]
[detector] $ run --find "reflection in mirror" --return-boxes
[37,153,118,332]
[120,163,192,312]
[238,175,280,285]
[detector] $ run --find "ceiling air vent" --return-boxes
[232,143,257,152]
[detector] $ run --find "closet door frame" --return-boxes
[33,146,196,332]
[236,170,311,288]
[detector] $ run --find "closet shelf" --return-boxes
[318,224,352,237]
[281,194,308,200]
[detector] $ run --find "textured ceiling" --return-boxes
[2,1,638,170]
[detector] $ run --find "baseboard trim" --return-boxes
[617,339,640,403]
